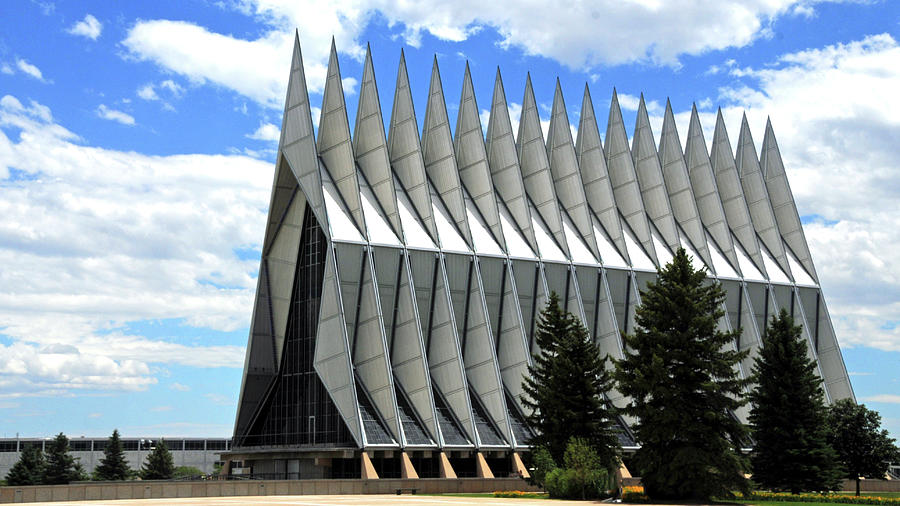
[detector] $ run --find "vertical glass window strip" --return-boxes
[468,388,505,446]
[238,207,355,449]
[394,384,433,445]
[431,385,469,446]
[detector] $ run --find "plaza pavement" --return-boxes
[23,494,613,505]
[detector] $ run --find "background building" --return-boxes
[226,33,854,480]
[0,437,228,478]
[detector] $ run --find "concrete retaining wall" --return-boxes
[0,477,538,503]
[842,479,900,493]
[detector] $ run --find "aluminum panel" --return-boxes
[658,102,714,271]
[279,34,327,232]
[454,63,506,251]
[632,96,681,257]
[354,46,404,240]
[485,69,539,254]
[547,82,601,261]
[710,110,767,278]
[422,59,473,248]
[388,50,439,245]
[576,85,630,263]
[517,75,570,258]
[317,41,366,236]
[267,191,307,365]
[736,115,793,281]
[760,119,819,283]
[313,246,363,446]
[605,90,658,266]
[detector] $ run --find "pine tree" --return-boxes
[522,292,621,469]
[749,309,841,493]
[141,440,174,480]
[43,433,82,484]
[94,429,131,481]
[615,248,749,500]
[4,445,45,486]
[827,399,900,496]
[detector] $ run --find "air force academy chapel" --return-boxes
[223,33,854,480]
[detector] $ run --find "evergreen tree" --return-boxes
[749,309,841,493]
[141,440,174,480]
[43,433,82,484]
[827,399,900,496]
[522,292,620,469]
[94,429,131,481]
[4,445,45,486]
[615,248,749,500]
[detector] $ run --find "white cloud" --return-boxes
[1,63,12,75]
[16,59,46,82]
[137,84,158,101]
[170,382,191,392]
[67,14,102,40]
[861,395,900,404]
[96,104,135,125]
[246,122,280,142]
[120,1,860,109]
[159,79,184,97]
[151,405,173,412]
[341,77,357,96]
[204,393,233,406]
[0,95,270,395]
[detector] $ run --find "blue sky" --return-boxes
[2,0,900,440]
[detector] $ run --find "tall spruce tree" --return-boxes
[749,309,841,493]
[141,440,175,480]
[522,292,620,469]
[827,399,900,496]
[94,429,131,481]
[4,445,45,486]
[43,433,82,484]
[615,248,749,500]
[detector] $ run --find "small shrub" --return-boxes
[531,446,556,488]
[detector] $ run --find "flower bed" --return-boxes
[493,490,549,499]
[741,492,900,505]
[622,485,651,503]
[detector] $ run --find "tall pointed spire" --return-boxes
[632,95,681,255]
[658,99,714,270]
[354,43,404,241]
[517,74,570,258]
[484,68,539,255]
[454,62,506,251]
[710,109,768,276]
[575,84,630,263]
[760,118,818,283]
[318,39,367,237]
[684,105,741,273]
[546,80,601,262]
[736,114,793,280]
[422,57,473,248]
[388,49,440,245]
[279,31,328,234]
[605,89,657,265]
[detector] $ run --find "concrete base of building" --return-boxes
[511,452,529,479]
[0,477,539,503]
[474,453,493,478]
[400,452,418,479]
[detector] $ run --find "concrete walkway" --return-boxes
[24,494,611,505]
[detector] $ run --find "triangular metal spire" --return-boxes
[484,68,539,255]
[318,39,367,237]
[736,113,793,280]
[422,57,474,249]
[760,118,818,283]
[348,248,403,444]
[454,62,507,251]
[658,100,714,270]
[388,49,440,245]
[632,95,681,256]
[605,89,657,265]
[575,84,630,264]
[547,80,601,262]
[354,44,404,241]
[710,109,768,277]
[516,74,570,258]
[684,105,742,273]
[279,31,328,236]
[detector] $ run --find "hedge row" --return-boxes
[743,492,900,505]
